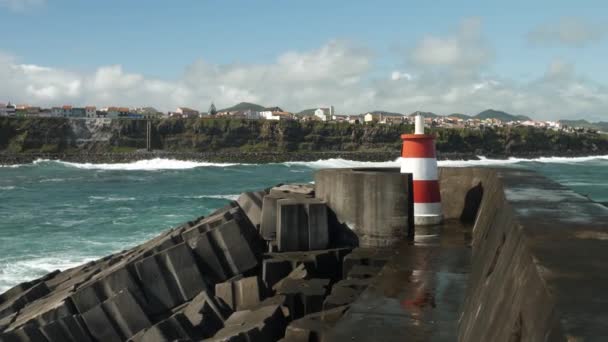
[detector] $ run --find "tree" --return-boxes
[209,102,217,116]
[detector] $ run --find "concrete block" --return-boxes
[215,276,262,311]
[181,291,230,337]
[283,305,350,342]
[128,312,192,342]
[275,278,330,319]
[262,259,292,290]
[346,265,382,280]
[181,210,234,248]
[134,243,206,316]
[39,315,92,342]
[0,282,49,320]
[237,191,266,229]
[208,304,287,342]
[276,198,329,252]
[267,248,352,283]
[315,168,414,247]
[269,184,314,198]
[260,194,285,241]
[81,289,150,342]
[342,248,392,279]
[191,215,262,284]
[0,325,48,342]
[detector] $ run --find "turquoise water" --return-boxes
[0,157,607,292]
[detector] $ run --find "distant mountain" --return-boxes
[559,120,608,132]
[447,113,471,119]
[407,111,440,118]
[474,109,531,122]
[297,108,317,116]
[369,110,403,117]
[219,102,266,112]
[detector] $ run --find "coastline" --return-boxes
[0,150,605,165]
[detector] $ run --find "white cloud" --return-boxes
[0,37,607,121]
[527,17,607,47]
[408,18,493,73]
[0,0,44,11]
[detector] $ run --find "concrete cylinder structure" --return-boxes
[314,168,414,248]
[401,115,443,225]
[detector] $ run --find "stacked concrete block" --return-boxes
[266,248,352,283]
[181,209,237,247]
[237,191,267,229]
[260,185,315,242]
[191,218,263,284]
[133,243,207,316]
[274,278,330,320]
[280,305,350,342]
[81,289,150,342]
[128,312,193,342]
[215,276,263,311]
[277,198,329,252]
[322,278,372,310]
[38,315,92,342]
[0,282,50,319]
[208,304,288,342]
[342,248,393,279]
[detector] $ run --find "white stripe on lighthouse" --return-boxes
[414,202,443,216]
[400,158,439,181]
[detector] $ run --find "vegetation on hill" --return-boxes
[297,109,317,116]
[218,102,266,112]
[408,111,440,118]
[474,109,531,122]
[447,113,471,119]
[559,120,608,132]
[0,117,606,158]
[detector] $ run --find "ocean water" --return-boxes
[1,156,607,292]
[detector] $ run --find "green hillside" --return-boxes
[219,102,266,112]
[447,113,471,119]
[407,111,440,118]
[475,109,531,122]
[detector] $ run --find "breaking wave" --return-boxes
[1,155,607,171]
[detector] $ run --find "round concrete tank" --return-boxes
[314,168,414,248]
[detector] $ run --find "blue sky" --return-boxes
[0,0,607,120]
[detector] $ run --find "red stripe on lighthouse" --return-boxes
[413,180,441,203]
[401,138,436,158]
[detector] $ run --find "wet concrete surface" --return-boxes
[327,220,472,341]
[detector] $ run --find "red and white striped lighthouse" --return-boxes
[401,115,443,225]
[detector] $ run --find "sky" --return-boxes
[0,0,607,120]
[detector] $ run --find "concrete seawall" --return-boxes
[450,168,608,341]
[1,167,606,341]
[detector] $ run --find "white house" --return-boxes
[174,107,199,118]
[85,106,97,118]
[244,109,261,120]
[260,111,280,120]
[314,106,334,121]
[51,107,63,117]
[364,113,379,123]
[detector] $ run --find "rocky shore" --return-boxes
[0,150,603,166]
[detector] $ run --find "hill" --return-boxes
[408,111,440,118]
[297,108,317,116]
[370,110,403,117]
[559,120,608,132]
[474,109,531,122]
[219,102,266,112]
[447,113,471,120]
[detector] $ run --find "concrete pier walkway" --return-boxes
[327,220,472,341]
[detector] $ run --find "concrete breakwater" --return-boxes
[1,167,607,341]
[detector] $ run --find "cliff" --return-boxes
[0,117,607,161]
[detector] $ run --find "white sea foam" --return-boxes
[182,194,240,201]
[0,255,98,293]
[89,196,136,202]
[32,158,242,171]
[0,186,16,190]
